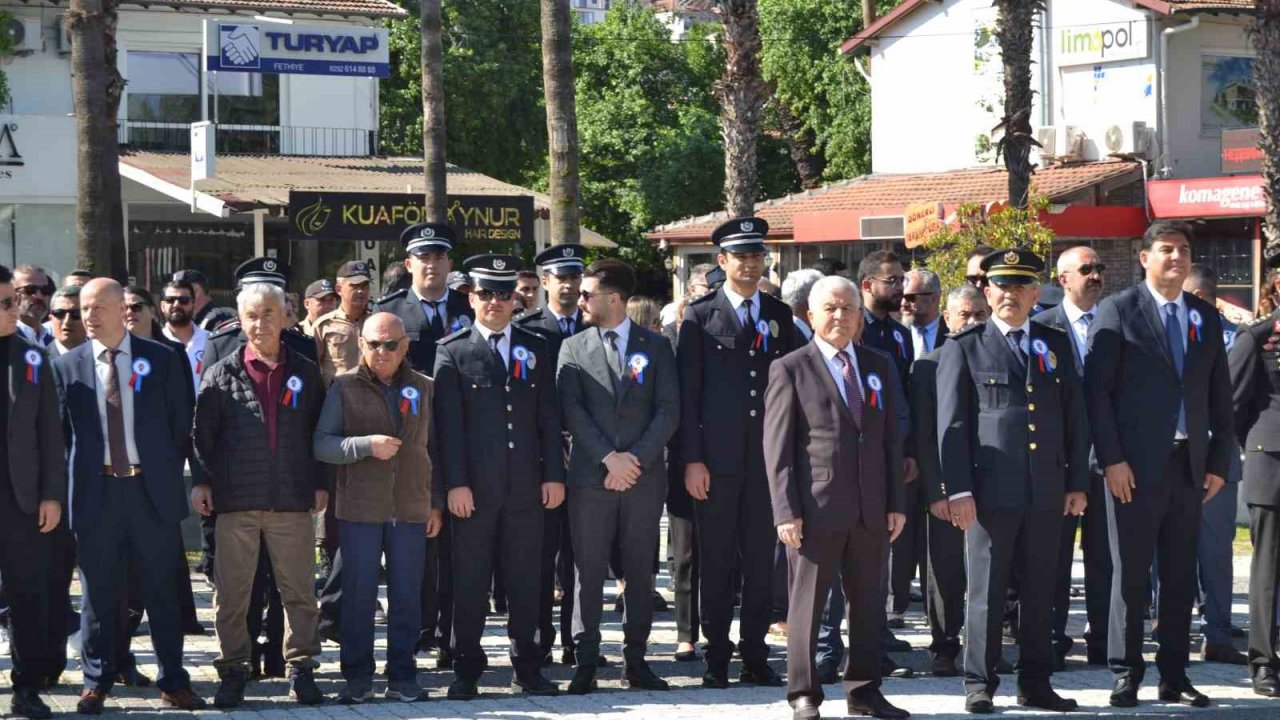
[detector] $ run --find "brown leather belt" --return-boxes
[103,465,142,478]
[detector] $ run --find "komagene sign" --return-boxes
[1147,176,1266,219]
[204,21,389,78]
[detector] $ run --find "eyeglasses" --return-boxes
[475,289,513,302]
[965,275,986,286]
[1069,263,1106,276]
[162,295,193,305]
[871,275,904,286]
[901,293,936,303]
[125,303,150,314]
[364,338,402,352]
[51,308,82,321]
[15,285,47,297]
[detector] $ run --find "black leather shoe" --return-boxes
[512,671,559,696]
[1158,680,1210,708]
[1202,641,1248,666]
[214,667,249,709]
[1018,687,1078,712]
[446,678,478,701]
[930,654,959,677]
[290,667,325,706]
[11,689,53,720]
[1086,645,1107,666]
[817,663,839,685]
[651,591,669,612]
[792,696,821,720]
[964,690,994,714]
[886,613,906,629]
[702,668,730,689]
[848,687,909,718]
[623,662,670,691]
[567,665,597,695]
[880,655,914,679]
[561,646,577,666]
[740,663,784,686]
[1254,666,1280,697]
[435,647,454,670]
[1110,677,1139,708]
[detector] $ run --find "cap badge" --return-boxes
[493,259,506,270]
[740,221,754,232]
[263,259,277,271]
[421,227,435,238]
[562,247,574,257]
[1003,250,1020,265]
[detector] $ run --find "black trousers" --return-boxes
[1107,443,1201,686]
[0,482,58,691]
[963,506,1062,695]
[537,503,573,655]
[450,500,543,680]
[1079,472,1112,652]
[696,471,775,668]
[1249,503,1280,669]
[889,480,926,614]
[668,513,700,644]
[926,512,965,659]
[786,522,884,705]
[419,516,452,649]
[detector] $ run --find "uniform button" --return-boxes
[472,384,478,389]
[1028,403,1036,411]
[1028,423,1036,432]
[1025,385,1033,393]
[506,386,511,393]
[507,423,513,430]
[750,371,757,378]
[1029,442,1037,450]
[749,350,756,357]
[750,410,757,417]
[717,345,723,350]
[507,405,513,411]
[1259,445,1265,451]
[508,441,515,449]
[750,390,757,397]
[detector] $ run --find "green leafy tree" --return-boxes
[921,197,1054,292]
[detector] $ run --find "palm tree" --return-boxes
[993,0,1044,210]
[421,0,447,222]
[1253,0,1280,257]
[67,0,126,277]
[540,0,581,244]
[718,0,767,216]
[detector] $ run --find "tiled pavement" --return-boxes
[8,552,1278,718]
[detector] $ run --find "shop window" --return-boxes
[126,50,279,127]
[1192,220,1254,312]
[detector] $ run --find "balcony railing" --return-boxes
[119,121,379,157]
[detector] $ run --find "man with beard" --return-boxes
[173,269,236,332]
[515,243,588,667]
[48,286,86,357]
[13,265,53,347]
[1033,246,1111,668]
[315,262,374,386]
[161,279,210,394]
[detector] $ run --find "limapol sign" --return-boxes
[204,21,389,78]
[1055,20,1149,67]
[288,191,535,245]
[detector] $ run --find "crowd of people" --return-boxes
[0,215,1275,720]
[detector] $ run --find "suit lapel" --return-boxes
[8,339,22,422]
[980,320,1025,380]
[1136,287,1176,371]
[583,328,617,401]
[808,343,854,427]
[470,329,505,384]
[712,289,743,339]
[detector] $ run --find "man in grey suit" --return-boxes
[557,259,679,694]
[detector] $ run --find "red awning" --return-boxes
[1147,175,1266,219]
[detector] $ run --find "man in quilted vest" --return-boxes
[314,312,443,704]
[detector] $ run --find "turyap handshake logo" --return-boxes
[220,25,261,69]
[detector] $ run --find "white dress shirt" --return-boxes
[722,286,762,329]
[549,307,580,336]
[1145,280,1188,439]
[475,322,512,370]
[163,324,209,394]
[1060,297,1095,362]
[18,322,52,347]
[91,334,141,465]
[793,315,813,342]
[908,317,941,358]
[597,317,632,364]
[814,335,863,406]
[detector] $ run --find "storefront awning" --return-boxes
[1147,175,1266,219]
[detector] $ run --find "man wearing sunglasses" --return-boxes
[160,279,210,395]
[13,265,53,348]
[434,253,565,700]
[515,243,588,667]
[48,286,86,357]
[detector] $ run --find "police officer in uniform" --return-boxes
[936,249,1088,714]
[678,216,800,688]
[433,254,566,700]
[371,223,474,666]
[313,261,374,386]
[514,243,588,666]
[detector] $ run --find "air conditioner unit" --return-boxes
[1102,121,1155,157]
[55,16,71,55]
[1034,126,1057,157]
[1062,125,1086,158]
[5,17,42,55]
[860,215,906,240]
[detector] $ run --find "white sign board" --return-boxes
[203,21,389,78]
[191,121,215,182]
[1052,0,1150,67]
[0,114,77,200]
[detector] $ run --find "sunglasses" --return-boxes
[579,290,614,301]
[965,275,986,286]
[163,295,193,305]
[51,308,82,321]
[364,338,403,352]
[126,302,151,313]
[1071,263,1106,276]
[475,289,513,302]
[15,285,48,297]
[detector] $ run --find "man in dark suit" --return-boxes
[678,216,801,688]
[1086,220,1234,709]
[937,249,1088,714]
[916,284,986,678]
[372,222,473,664]
[0,265,67,720]
[433,254,565,699]
[766,274,908,720]
[557,258,678,694]
[1229,278,1280,696]
[52,279,206,714]
[515,243,588,667]
[1033,245,1110,669]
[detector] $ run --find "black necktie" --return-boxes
[742,298,755,331]
[490,333,505,369]
[1008,329,1028,368]
[429,301,445,336]
[561,316,574,337]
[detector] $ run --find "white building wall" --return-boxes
[1164,15,1253,179]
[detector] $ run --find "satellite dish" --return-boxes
[1104,125,1125,153]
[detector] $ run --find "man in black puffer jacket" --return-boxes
[191,283,328,709]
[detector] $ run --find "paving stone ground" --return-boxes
[8,541,1277,718]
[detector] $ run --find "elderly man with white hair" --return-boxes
[765,275,908,720]
[781,269,823,342]
[191,282,328,708]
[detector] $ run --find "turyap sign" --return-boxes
[1056,20,1149,66]
[287,191,535,245]
[204,21,389,77]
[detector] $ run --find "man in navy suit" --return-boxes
[52,279,206,714]
[1086,221,1235,709]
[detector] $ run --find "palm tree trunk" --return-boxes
[718,0,766,217]
[778,101,824,189]
[1253,1,1280,257]
[68,0,126,278]
[540,0,581,245]
[994,0,1041,210]
[421,0,447,223]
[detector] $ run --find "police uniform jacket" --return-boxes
[936,318,1089,511]
[373,288,473,375]
[514,306,583,367]
[1229,311,1280,506]
[677,287,801,478]
[432,324,565,512]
